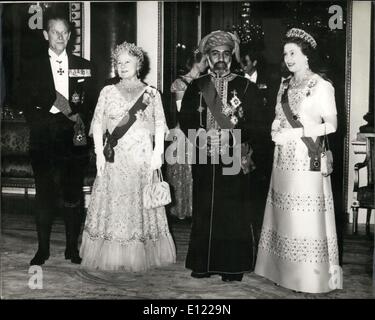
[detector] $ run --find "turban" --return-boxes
[198,30,241,62]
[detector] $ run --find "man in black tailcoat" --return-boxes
[20,12,94,265]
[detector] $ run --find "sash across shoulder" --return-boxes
[103,87,151,162]
[280,78,322,171]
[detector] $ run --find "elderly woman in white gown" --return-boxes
[254,28,342,293]
[80,42,176,271]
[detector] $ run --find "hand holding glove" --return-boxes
[280,127,303,140]
[272,127,303,145]
[272,132,289,146]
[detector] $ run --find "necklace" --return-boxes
[117,78,144,92]
[290,69,312,88]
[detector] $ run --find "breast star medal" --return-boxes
[230,90,241,109]
[222,104,233,117]
[71,91,80,104]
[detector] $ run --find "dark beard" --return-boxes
[213,61,229,77]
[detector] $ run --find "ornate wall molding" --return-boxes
[69,2,83,57]
[157,1,163,91]
[343,0,353,219]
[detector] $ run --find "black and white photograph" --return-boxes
[0,0,374,306]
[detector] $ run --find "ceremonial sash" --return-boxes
[103,89,149,162]
[280,79,322,171]
[54,91,75,120]
[54,91,87,146]
[196,76,255,174]
[196,76,234,130]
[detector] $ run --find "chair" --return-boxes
[1,113,96,208]
[351,134,375,235]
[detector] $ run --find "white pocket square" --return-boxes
[77,79,85,83]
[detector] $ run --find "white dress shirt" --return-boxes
[244,70,258,84]
[48,49,69,114]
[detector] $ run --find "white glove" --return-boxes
[276,122,336,141]
[280,127,303,139]
[96,152,106,177]
[272,132,287,146]
[272,128,303,145]
[303,122,336,137]
[150,150,162,170]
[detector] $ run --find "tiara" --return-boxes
[111,42,144,65]
[286,28,317,49]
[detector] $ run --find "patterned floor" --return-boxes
[1,197,374,299]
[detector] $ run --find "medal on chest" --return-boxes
[230,90,241,109]
[224,90,244,125]
[55,60,64,75]
[71,91,80,104]
[57,67,64,75]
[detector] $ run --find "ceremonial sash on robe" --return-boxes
[196,76,234,130]
[196,76,255,174]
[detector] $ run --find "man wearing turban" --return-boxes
[179,30,264,282]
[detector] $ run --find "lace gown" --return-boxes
[80,85,176,271]
[254,74,341,293]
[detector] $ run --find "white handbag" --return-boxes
[143,169,171,209]
[321,134,333,177]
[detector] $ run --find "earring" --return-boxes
[136,69,140,78]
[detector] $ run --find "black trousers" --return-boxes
[29,113,88,255]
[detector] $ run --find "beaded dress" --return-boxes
[80,83,176,271]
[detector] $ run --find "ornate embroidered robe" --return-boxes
[179,73,264,274]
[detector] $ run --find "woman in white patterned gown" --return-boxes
[254,28,342,293]
[80,42,176,271]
